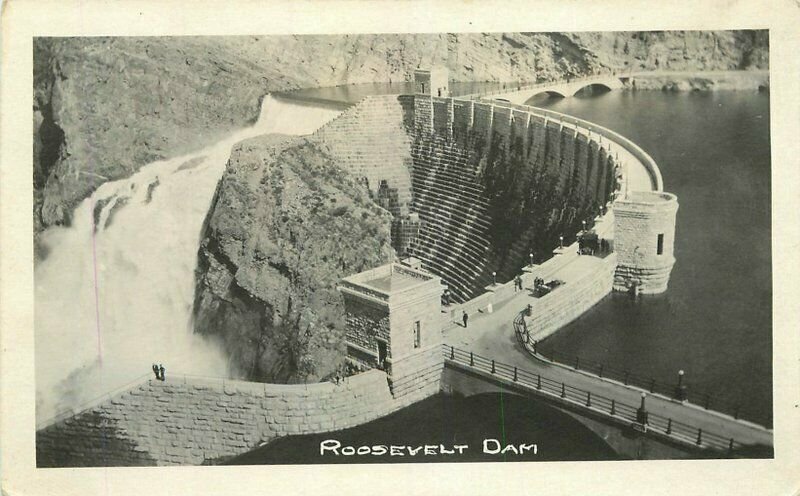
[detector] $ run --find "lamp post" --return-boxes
[636,392,648,425]
[529,252,534,266]
[492,271,497,285]
[559,235,564,249]
[675,369,688,402]
[582,220,587,232]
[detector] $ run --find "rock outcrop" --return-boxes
[192,135,395,383]
[33,31,768,239]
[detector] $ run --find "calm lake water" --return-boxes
[537,90,772,428]
[253,87,772,463]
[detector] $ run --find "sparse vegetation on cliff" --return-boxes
[192,135,395,383]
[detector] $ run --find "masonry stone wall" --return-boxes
[407,95,618,302]
[524,253,617,342]
[613,192,679,294]
[342,293,391,367]
[36,369,431,467]
[390,344,443,400]
[313,95,414,215]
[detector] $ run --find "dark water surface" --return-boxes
[226,393,620,465]
[537,91,772,427]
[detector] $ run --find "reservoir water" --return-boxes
[535,90,772,428]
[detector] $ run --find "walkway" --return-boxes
[441,275,773,448]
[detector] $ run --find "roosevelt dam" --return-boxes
[36,68,773,465]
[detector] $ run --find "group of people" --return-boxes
[513,275,524,292]
[151,363,166,381]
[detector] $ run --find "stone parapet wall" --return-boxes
[37,368,439,467]
[389,344,444,400]
[524,254,617,342]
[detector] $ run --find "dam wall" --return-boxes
[36,369,437,467]
[408,95,619,301]
[312,95,415,217]
[307,90,659,305]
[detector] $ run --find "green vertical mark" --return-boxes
[499,385,507,462]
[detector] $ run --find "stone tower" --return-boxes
[414,66,449,97]
[338,262,444,399]
[613,191,679,294]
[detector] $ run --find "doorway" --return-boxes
[377,340,388,370]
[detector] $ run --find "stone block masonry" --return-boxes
[407,95,618,301]
[312,95,415,216]
[36,369,434,467]
[613,191,679,294]
[524,254,618,341]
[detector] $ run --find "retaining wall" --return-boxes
[523,253,617,341]
[36,369,437,467]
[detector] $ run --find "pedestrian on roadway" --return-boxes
[158,364,165,382]
[515,275,522,291]
[462,311,469,328]
[152,364,160,380]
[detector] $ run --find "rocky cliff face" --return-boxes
[33,31,768,240]
[192,135,394,383]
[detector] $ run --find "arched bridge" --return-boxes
[441,343,773,459]
[465,74,627,105]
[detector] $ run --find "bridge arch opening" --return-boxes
[523,90,567,106]
[573,83,612,98]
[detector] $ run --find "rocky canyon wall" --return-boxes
[192,135,395,384]
[33,31,767,241]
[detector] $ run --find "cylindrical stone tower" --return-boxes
[612,191,679,294]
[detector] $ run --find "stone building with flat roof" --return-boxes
[338,261,445,399]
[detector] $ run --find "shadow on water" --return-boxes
[224,393,621,465]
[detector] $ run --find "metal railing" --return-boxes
[461,71,624,100]
[512,311,761,426]
[443,344,746,454]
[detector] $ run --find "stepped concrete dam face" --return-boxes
[37,70,696,467]
[313,80,635,303]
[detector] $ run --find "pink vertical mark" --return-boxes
[90,199,103,364]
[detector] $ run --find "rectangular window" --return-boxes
[413,321,421,348]
[657,234,664,255]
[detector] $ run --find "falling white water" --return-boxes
[34,96,341,424]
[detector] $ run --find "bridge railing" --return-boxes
[457,71,663,192]
[460,71,623,100]
[443,344,747,454]
[511,311,762,426]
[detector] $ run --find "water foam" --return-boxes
[34,96,341,424]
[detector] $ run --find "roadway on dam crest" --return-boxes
[441,264,773,448]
